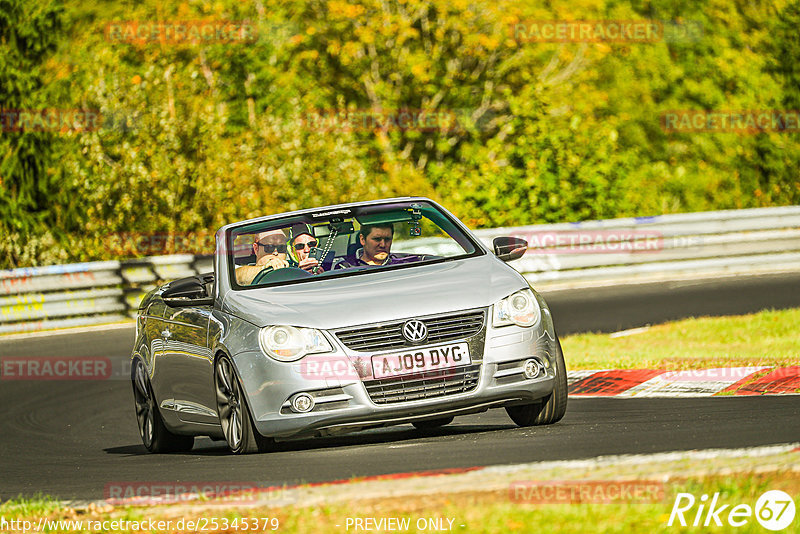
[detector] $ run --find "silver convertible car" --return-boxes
[131,198,567,454]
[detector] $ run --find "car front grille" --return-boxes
[335,310,485,353]
[362,364,481,405]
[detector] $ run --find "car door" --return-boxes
[144,298,169,404]
[160,300,217,424]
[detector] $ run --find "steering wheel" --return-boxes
[250,266,312,285]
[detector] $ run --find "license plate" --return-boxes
[371,343,471,379]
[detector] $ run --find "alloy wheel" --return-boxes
[215,358,244,451]
[133,360,154,449]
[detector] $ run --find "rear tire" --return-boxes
[412,416,454,430]
[132,359,194,453]
[505,335,568,427]
[214,355,274,454]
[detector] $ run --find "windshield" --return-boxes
[227,200,482,289]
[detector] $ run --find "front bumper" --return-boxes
[234,311,559,439]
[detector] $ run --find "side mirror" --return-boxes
[163,296,214,308]
[493,236,527,262]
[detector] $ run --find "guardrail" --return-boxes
[0,256,213,334]
[2,206,799,334]
[473,205,800,287]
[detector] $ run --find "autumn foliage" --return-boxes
[1,0,799,267]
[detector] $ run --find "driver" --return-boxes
[235,229,290,285]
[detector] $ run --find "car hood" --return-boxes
[221,255,528,329]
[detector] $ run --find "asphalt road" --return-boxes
[2,272,799,500]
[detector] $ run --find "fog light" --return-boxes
[523,359,541,379]
[291,393,314,413]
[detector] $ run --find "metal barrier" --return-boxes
[2,206,799,334]
[0,255,213,334]
[473,205,800,287]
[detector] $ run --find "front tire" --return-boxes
[505,335,568,426]
[214,356,273,454]
[132,359,194,453]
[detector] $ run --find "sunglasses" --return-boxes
[293,240,318,250]
[256,242,287,254]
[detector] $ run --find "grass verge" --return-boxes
[560,308,800,370]
[2,447,797,533]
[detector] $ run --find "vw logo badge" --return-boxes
[402,320,428,343]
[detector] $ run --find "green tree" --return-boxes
[0,0,69,267]
[747,0,800,205]
[3,0,800,268]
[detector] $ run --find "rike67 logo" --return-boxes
[668,490,795,531]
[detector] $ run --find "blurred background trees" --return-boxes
[0,0,75,267]
[1,0,798,267]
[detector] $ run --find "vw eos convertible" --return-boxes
[131,198,567,454]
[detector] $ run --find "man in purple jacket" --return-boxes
[334,224,421,269]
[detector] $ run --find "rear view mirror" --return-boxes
[493,236,527,262]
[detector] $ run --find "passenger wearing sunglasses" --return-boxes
[235,229,290,285]
[287,223,324,274]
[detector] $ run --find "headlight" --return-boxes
[258,325,333,362]
[492,289,541,328]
